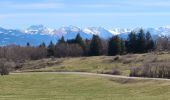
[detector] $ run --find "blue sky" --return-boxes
[0,0,170,29]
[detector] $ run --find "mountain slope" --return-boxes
[0,25,170,46]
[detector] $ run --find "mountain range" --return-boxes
[0,25,170,46]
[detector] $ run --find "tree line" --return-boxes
[1,28,170,76]
[0,29,156,61]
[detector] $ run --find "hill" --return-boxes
[18,53,170,76]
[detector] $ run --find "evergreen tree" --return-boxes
[26,42,30,47]
[108,36,121,56]
[39,42,46,48]
[67,39,75,44]
[145,31,155,52]
[75,33,82,43]
[146,31,151,41]
[47,41,55,57]
[120,39,126,55]
[75,33,86,50]
[136,29,146,53]
[126,31,137,53]
[89,35,102,56]
[58,36,65,44]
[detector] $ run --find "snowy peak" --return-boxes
[27,25,45,30]
[59,26,80,33]
[53,26,112,39]
[156,26,170,36]
[1,25,170,46]
[82,27,103,35]
[25,25,55,35]
[82,27,112,39]
[108,28,132,35]
[143,26,170,37]
[52,26,81,37]
[23,25,170,38]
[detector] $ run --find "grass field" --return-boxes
[0,73,170,100]
[21,53,170,76]
[2,53,170,100]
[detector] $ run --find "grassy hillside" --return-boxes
[0,73,170,100]
[20,53,170,76]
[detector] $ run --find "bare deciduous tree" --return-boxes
[54,43,83,57]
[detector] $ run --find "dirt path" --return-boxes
[12,72,170,81]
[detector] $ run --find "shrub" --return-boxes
[111,68,121,75]
[122,59,133,64]
[101,68,121,75]
[130,62,170,78]
[0,62,9,76]
[129,67,142,77]
[114,56,120,61]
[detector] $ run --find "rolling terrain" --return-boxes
[19,53,170,76]
[0,73,170,100]
[1,53,170,100]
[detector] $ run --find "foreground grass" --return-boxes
[22,53,170,76]
[0,73,170,100]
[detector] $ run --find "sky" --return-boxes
[0,0,170,29]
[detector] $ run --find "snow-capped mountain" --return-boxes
[25,25,55,35]
[0,25,170,46]
[82,27,113,39]
[155,26,170,36]
[109,28,132,35]
[0,26,57,46]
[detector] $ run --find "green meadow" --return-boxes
[0,73,170,100]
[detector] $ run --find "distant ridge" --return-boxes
[0,25,170,46]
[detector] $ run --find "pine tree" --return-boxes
[39,42,46,48]
[145,31,155,52]
[75,34,85,48]
[75,33,86,54]
[58,36,65,44]
[89,35,102,56]
[126,31,137,53]
[75,33,82,43]
[47,41,55,57]
[136,29,146,53]
[108,36,121,56]
[26,42,30,47]
[120,39,126,55]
